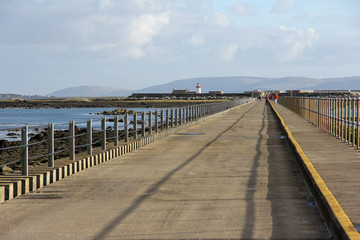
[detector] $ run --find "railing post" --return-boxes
[166,109,169,129]
[336,98,341,139]
[21,125,28,176]
[344,98,348,142]
[183,107,186,124]
[348,98,351,143]
[69,121,75,160]
[148,111,152,135]
[357,98,360,149]
[133,112,137,140]
[101,117,106,151]
[160,110,164,130]
[333,98,336,135]
[141,112,146,137]
[170,109,173,128]
[353,98,356,146]
[155,110,158,132]
[48,123,54,168]
[192,106,195,121]
[341,98,344,141]
[124,114,129,143]
[175,108,178,126]
[114,116,119,147]
[329,98,332,133]
[317,98,320,127]
[87,119,92,155]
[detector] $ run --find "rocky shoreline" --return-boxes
[0,98,219,109]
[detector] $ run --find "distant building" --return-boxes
[244,89,263,97]
[209,91,224,95]
[172,89,190,94]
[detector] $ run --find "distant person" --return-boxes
[274,94,279,103]
[265,95,269,104]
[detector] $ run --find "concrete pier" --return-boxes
[0,101,332,239]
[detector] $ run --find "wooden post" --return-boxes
[101,117,106,151]
[357,98,360,149]
[21,125,28,176]
[114,116,119,147]
[69,121,75,160]
[141,112,145,137]
[154,110,158,132]
[87,119,92,155]
[170,109,173,128]
[348,98,351,143]
[166,109,169,129]
[175,108,178,126]
[124,114,129,143]
[48,123,54,168]
[148,111,152,135]
[133,112,137,140]
[353,98,356,146]
[160,110,164,130]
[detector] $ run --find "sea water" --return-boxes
[0,107,162,140]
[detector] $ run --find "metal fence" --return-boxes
[279,97,360,148]
[0,98,252,175]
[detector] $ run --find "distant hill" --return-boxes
[48,86,134,97]
[4,76,359,98]
[136,76,360,93]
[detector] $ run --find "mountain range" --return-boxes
[47,86,133,97]
[3,76,360,98]
[135,76,360,94]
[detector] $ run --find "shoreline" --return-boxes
[0,98,229,109]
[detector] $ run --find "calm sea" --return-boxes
[0,107,161,141]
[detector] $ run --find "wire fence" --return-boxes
[0,98,253,175]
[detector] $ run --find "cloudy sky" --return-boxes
[1,0,359,95]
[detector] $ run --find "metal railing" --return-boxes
[279,97,360,148]
[0,98,253,175]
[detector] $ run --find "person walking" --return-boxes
[274,94,279,103]
[265,95,269,104]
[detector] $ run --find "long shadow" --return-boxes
[240,102,266,238]
[92,102,260,240]
[266,105,330,238]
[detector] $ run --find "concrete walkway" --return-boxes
[0,101,330,239]
[272,102,360,233]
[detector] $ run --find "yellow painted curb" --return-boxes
[270,101,360,240]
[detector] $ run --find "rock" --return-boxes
[97,108,135,115]
[0,139,9,148]
[6,132,19,137]
[0,166,13,175]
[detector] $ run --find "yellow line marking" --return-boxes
[269,101,360,239]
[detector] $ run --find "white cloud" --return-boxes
[99,0,115,11]
[279,26,320,61]
[232,3,253,16]
[211,12,231,27]
[129,13,169,45]
[127,13,169,58]
[271,0,296,13]
[189,34,204,46]
[219,44,239,61]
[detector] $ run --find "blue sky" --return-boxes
[0,0,359,95]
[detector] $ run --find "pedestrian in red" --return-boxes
[274,94,279,103]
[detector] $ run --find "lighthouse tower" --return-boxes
[196,82,202,94]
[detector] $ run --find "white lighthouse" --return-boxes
[196,82,202,94]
